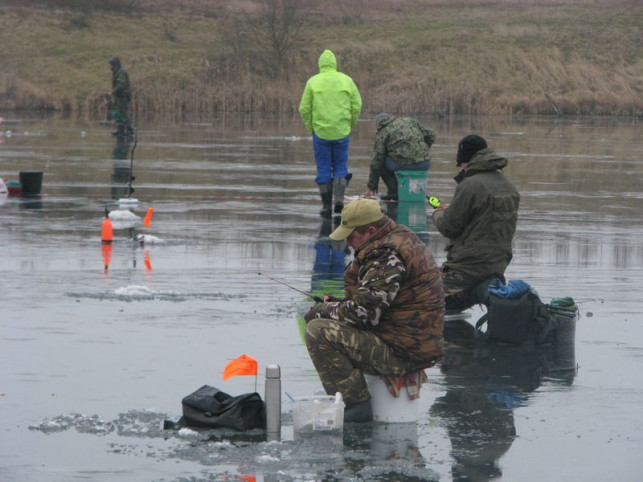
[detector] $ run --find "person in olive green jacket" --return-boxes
[431,135,520,312]
[299,50,362,217]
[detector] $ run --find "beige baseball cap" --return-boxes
[329,198,384,241]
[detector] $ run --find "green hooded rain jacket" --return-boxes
[298,50,362,141]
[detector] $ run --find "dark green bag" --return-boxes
[475,290,553,344]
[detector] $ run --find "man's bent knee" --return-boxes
[304,318,325,343]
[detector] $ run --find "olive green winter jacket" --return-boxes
[432,148,519,281]
[298,50,362,141]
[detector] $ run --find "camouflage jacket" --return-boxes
[112,66,132,102]
[368,115,436,191]
[432,148,520,282]
[305,218,445,365]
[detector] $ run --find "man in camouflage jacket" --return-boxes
[109,56,133,137]
[366,113,436,199]
[305,198,445,422]
[432,135,520,312]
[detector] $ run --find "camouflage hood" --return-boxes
[376,113,395,130]
[109,56,122,73]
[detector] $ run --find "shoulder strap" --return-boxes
[532,297,555,343]
[474,312,490,340]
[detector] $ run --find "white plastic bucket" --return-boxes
[292,393,344,438]
[365,375,420,423]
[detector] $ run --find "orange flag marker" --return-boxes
[101,216,113,243]
[223,354,258,381]
[143,207,154,228]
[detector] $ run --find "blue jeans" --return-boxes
[384,156,430,173]
[313,133,350,185]
[380,157,430,195]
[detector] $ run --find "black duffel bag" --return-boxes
[175,385,265,431]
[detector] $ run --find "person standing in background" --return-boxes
[299,49,362,217]
[109,56,133,138]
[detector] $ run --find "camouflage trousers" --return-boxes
[443,269,501,312]
[111,98,131,127]
[305,318,419,405]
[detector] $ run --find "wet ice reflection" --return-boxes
[1,114,642,481]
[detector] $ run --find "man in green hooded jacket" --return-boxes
[299,50,362,217]
[432,135,519,312]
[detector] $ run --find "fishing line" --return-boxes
[257,272,322,302]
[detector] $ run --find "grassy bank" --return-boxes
[0,0,641,118]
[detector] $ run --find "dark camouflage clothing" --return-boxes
[305,318,418,404]
[442,269,499,312]
[110,57,132,127]
[304,218,445,404]
[368,115,436,192]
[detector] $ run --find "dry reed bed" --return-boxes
[0,0,640,117]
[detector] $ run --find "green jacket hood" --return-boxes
[318,50,337,73]
[462,148,508,177]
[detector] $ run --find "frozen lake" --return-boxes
[0,113,642,481]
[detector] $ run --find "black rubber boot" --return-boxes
[380,169,398,200]
[319,218,333,237]
[344,399,373,423]
[332,177,348,214]
[319,183,333,217]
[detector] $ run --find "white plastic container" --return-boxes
[292,393,344,438]
[365,375,420,423]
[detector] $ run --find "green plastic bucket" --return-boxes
[397,170,427,202]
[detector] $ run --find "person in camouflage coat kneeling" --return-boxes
[431,135,520,313]
[365,113,436,200]
[304,198,445,423]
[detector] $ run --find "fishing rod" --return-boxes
[127,128,138,198]
[257,272,323,302]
